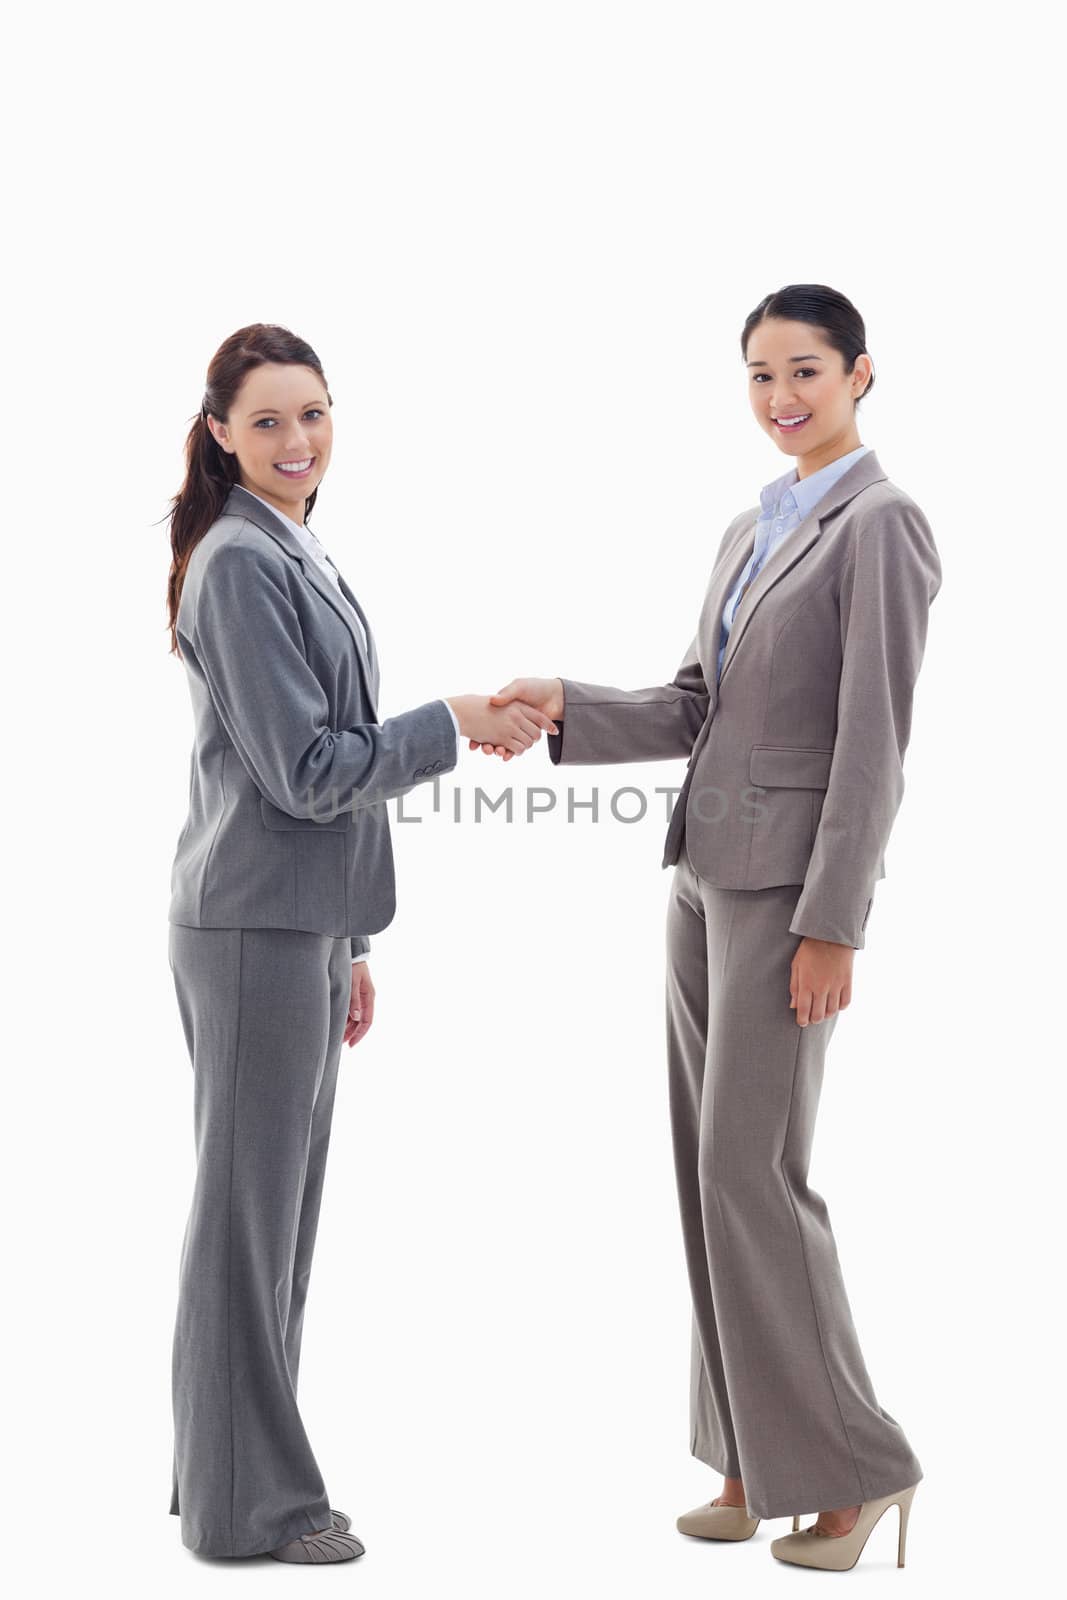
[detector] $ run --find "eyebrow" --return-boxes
[746,355,823,368]
[248,401,326,417]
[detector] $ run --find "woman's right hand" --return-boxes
[471,678,565,760]
[446,693,558,756]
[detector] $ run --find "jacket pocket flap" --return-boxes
[259,795,352,832]
[749,745,835,789]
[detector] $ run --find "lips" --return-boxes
[274,457,316,478]
[773,414,811,433]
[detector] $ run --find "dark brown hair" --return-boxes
[164,322,332,657]
[741,284,874,403]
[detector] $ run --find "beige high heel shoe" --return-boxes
[769,1482,918,1571]
[677,1499,802,1540]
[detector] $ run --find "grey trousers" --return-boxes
[167,923,353,1557]
[666,842,923,1521]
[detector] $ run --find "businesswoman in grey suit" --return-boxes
[482,286,940,1572]
[164,322,555,1564]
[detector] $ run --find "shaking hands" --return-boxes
[462,677,565,761]
[446,682,561,758]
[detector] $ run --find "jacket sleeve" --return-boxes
[351,936,371,961]
[788,498,942,949]
[545,633,710,765]
[191,542,457,819]
[544,517,747,766]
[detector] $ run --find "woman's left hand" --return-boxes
[345,962,376,1048]
[790,938,853,1026]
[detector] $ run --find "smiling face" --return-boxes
[745,318,872,477]
[207,361,333,523]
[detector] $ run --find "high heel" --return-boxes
[676,1501,760,1540]
[769,1482,918,1571]
[675,1501,802,1540]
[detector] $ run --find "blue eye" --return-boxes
[254,409,324,428]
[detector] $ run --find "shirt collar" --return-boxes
[758,444,872,523]
[236,485,322,553]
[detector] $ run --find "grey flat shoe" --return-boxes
[330,1508,352,1533]
[269,1525,365,1563]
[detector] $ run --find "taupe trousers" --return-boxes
[666,841,922,1519]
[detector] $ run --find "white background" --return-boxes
[5,2,1062,1595]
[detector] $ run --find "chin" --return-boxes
[771,429,815,453]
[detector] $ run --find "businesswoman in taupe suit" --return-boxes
[164,322,555,1564]
[482,285,940,1572]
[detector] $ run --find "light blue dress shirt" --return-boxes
[717,445,871,683]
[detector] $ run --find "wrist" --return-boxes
[445,695,472,735]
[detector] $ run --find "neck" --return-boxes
[239,479,305,526]
[794,428,863,480]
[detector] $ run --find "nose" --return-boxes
[281,427,312,456]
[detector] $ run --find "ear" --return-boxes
[207,415,235,455]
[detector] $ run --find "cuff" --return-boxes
[788,893,875,951]
[440,697,462,761]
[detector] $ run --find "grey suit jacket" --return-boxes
[547,450,942,948]
[168,483,458,950]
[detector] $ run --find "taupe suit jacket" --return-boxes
[547,450,942,948]
[168,484,458,950]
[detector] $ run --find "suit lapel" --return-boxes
[716,510,823,684]
[333,568,381,696]
[224,484,379,718]
[697,526,758,714]
[716,449,888,686]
